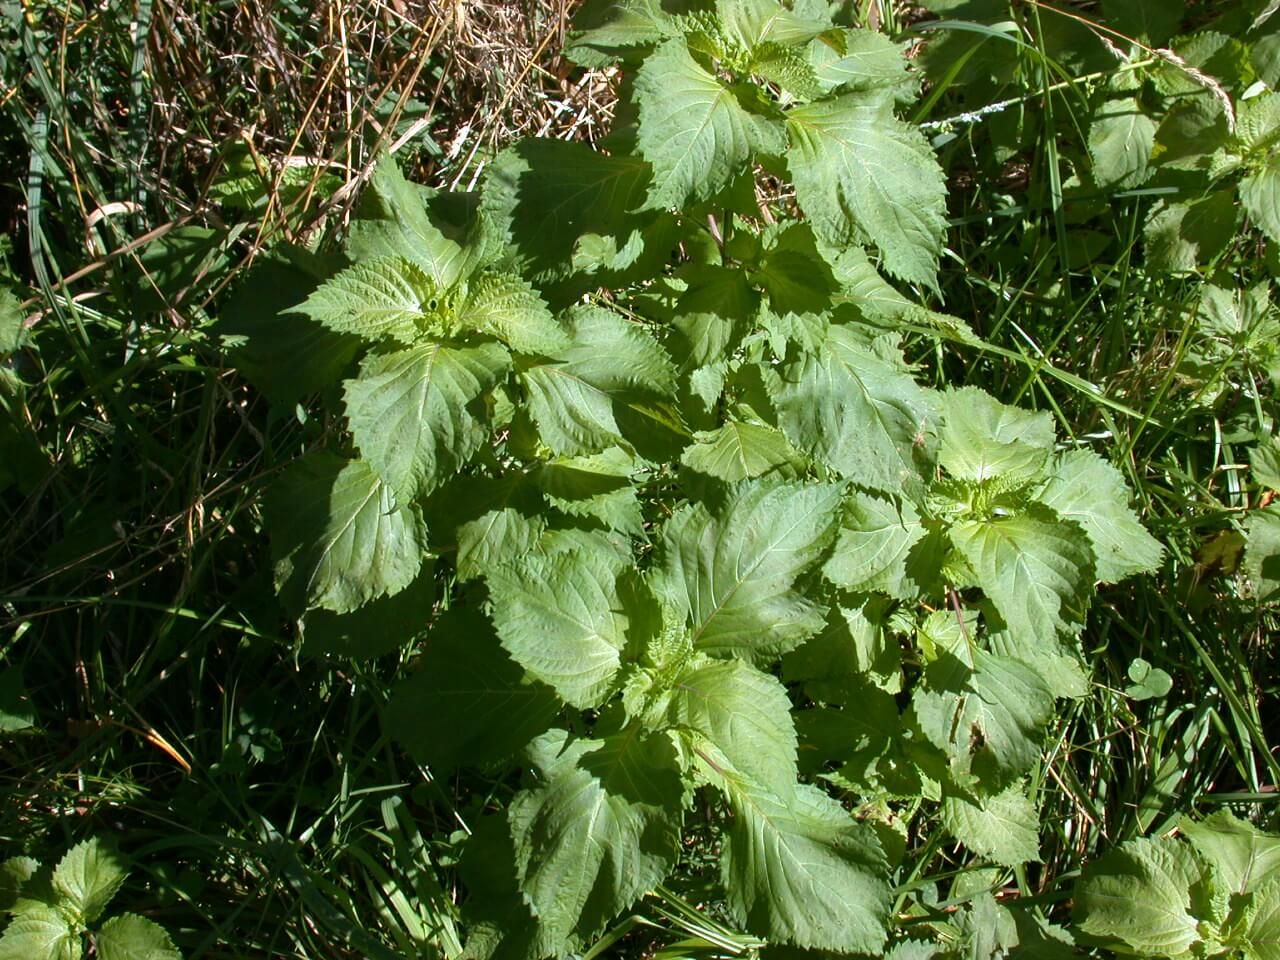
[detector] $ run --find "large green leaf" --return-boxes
[938,387,1054,485]
[344,341,510,500]
[1075,837,1205,957]
[1245,505,1280,604]
[95,914,182,960]
[346,155,475,288]
[1181,810,1280,896]
[823,491,941,599]
[486,548,631,708]
[522,306,676,456]
[949,508,1095,647]
[652,480,842,660]
[942,783,1041,866]
[809,28,914,97]
[460,273,569,356]
[0,905,78,960]
[912,650,1055,790]
[775,326,938,493]
[51,839,125,926]
[1247,880,1280,960]
[386,608,560,772]
[1242,165,1280,245]
[1036,450,1163,582]
[297,256,444,344]
[1089,96,1157,189]
[636,39,786,209]
[680,421,803,482]
[509,728,684,949]
[719,775,890,953]
[786,93,946,287]
[670,264,759,369]
[536,447,643,534]
[666,657,797,788]
[267,453,428,615]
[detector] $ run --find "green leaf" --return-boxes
[680,421,803,482]
[0,857,38,912]
[267,453,428,615]
[1143,191,1240,274]
[0,905,78,960]
[297,256,443,344]
[1244,505,1280,604]
[51,838,126,926]
[1089,96,1157,189]
[509,728,684,948]
[481,139,653,283]
[809,28,914,97]
[522,306,676,456]
[1181,810,1280,897]
[346,156,474,288]
[753,222,839,319]
[786,93,947,287]
[636,39,786,210]
[942,783,1041,866]
[912,651,1055,790]
[1036,449,1162,582]
[949,508,1095,646]
[1252,437,1280,493]
[775,326,938,493]
[823,491,941,599]
[0,288,26,354]
[652,480,842,660]
[486,548,630,708]
[667,658,797,788]
[1124,657,1173,701]
[536,447,643,534]
[386,607,560,772]
[1242,165,1280,246]
[1100,0,1183,44]
[461,273,570,355]
[719,776,890,953]
[1075,837,1205,957]
[94,914,181,960]
[671,264,759,369]
[1246,879,1280,960]
[344,341,509,500]
[566,0,679,63]
[938,387,1054,485]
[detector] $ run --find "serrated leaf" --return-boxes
[509,728,684,948]
[750,42,823,99]
[636,39,786,210]
[1244,505,1280,604]
[537,447,643,534]
[481,139,653,283]
[1075,837,1205,957]
[1251,438,1280,493]
[680,421,803,482]
[487,548,630,708]
[719,776,890,953]
[1243,166,1280,246]
[0,857,38,912]
[942,783,1041,866]
[667,658,797,787]
[753,222,838,319]
[522,306,676,456]
[1181,810,1280,897]
[671,264,759,369]
[950,508,1095,645]
[1246,879,1280,960]
[1089,96,1157,189]
[386,607,560,772]
[912,650,1055,790]
[786,93,947,287]
[346,156,474,288]
[461,273,570,355]
[775,325,938,493]
[809,28,914,97]
[1143,191,1240,273]
[0,905,78,960]
[566,0,679,63]
[1036,449,1162,582]
[94,914,181,960]
[0,289,24,355]
[296,256,443,344]
[51,838,126,926]
[267,453,428,615]
[652,480,841,660]
[344,341,509,500]
[938,387,1055,485]
[823,491,941,599]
